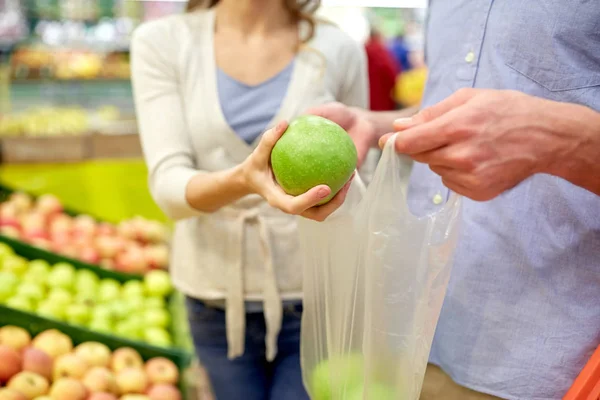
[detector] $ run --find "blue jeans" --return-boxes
[186,297,310,400]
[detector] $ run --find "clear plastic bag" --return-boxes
[298,134,462,400]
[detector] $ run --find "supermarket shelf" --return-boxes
[0,132,143,163]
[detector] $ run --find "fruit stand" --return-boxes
[0,184,199,399]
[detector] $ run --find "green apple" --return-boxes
[347,383,397,400]
[92,304,114,321]
[0,271,19,302]
[0,242,15,260]
[37,300,66,320]
[16,281,45,303]
[145,296,166,309]
[122,280,145,299]
[89,317,113,334]
[47,264,76,291]
[28,259,51,276]
[271,115,358,205]
[3,255,29,276]
[310,354,365,400]
[47,288,73,306]
[75,269,99,293]
[98,279,121,303]
[108,300,129,321]
[115,320,142,341]
[123,297,145,314]
[75,291,97,307]
[144,270,173,298]
[144,327,172,347]
[6,295,35,312]
[21,271,47,286]
[143,308,170,329]
[65,303,92,326]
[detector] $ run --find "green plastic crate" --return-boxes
[0,235,192,354]
[0,306,192,399]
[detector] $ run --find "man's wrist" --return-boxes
[544,101,599,189]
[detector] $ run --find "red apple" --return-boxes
[146,384,181,400]
[74,342,111,368]
[32,329,73,360]
[82,367,118,394]
[49,215,73,236]
[116,368,148,395]
[143,245,169,270]
[53,353,89,380]
[20,213,46,233]
[0,326,31,351]
[78,246,100,264]
[49,378,87,400]
[0,203,21,228]
[115,246,148,274]
[58,245,79,258]
[0,388,27,400]
[95,236,123,259]
[9,192,33,214]
[100,258,115,270]
[22,347,53,380]
[7,371,49,399]
[73,215,96,237]
[0,226,21,239]
[87,393,118,400]
[117,221,137,241]
[110,348,143,373]
[0,345,22,383]
[35,194,62,216]
[96,223,115,236]
[28,237,52,250]
[144,358,178,385]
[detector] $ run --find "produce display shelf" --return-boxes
[0,307,193,400]
[0,182,194,354]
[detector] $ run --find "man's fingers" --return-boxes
[393,105,471,155]
[396,88,476,130]
[378,132,394,149]
[255,121,288,161]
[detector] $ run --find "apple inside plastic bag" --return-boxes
[298,133,462,400]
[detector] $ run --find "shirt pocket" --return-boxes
[500,0,600,93]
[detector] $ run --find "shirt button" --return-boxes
[465,51,475,63]
[432,193,444,205]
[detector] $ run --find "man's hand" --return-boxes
[306,102,378,168]
[381,88,593,200]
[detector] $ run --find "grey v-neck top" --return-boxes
[217,61,295,144]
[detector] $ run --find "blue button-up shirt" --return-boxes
[411,1,600,399]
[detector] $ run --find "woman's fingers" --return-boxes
[301,174,354,222]
[254,121,289,162]
[266,184,331,215]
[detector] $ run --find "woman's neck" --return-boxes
[215,0,293,37]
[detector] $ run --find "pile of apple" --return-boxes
[0,246,175,347]
[0,192,171,275]
[0,326,183,400]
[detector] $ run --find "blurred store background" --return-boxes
[0,1,427,399]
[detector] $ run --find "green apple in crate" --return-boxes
[16,281,45,303]
[6,296,35,312]
[144,270,173,298]
[143,308,170,329]
[37,300,66,320]
[65,303,92,326]
[98,279,121,303]
[3,255,29,276]
[47,288,73,307]
[47,263,76,291]
[122,280,145,299]
[0,271,19,303]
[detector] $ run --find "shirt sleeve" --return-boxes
[338,39,370,109]
[130,22,205,221]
